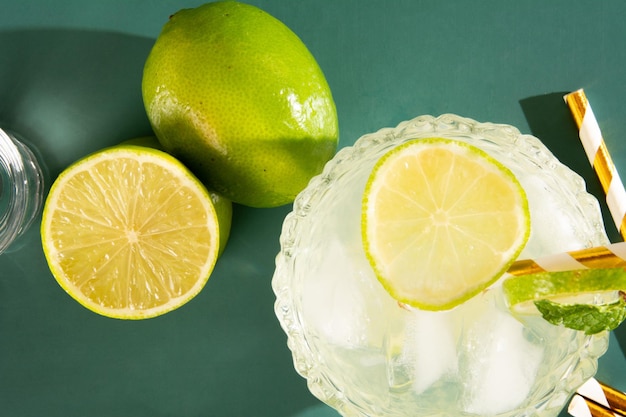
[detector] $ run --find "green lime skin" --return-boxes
[142,1,339,208]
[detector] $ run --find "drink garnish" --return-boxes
[503,268,626,334]
[362,137,530,310]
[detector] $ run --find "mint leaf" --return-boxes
[534,293,626,335]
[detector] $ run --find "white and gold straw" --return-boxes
[569,393,625,417]
[506,241,626,417]
[507,241,626,276]
[563,89,626,417]
[564,89,626,239]
[522,242,626,417]
[573,378,626,417]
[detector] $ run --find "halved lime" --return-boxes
[41,144,230,319]
[362,137,530,310]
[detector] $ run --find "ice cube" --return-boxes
[301,240,363,346]
[402,309,458,394]
[461,308,543,415]
[301,239,399,348]
[520,174,589,257]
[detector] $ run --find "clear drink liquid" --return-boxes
[273,115,610,417]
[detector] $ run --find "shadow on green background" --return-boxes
[0,28,153,176]
[520,92,626,356]
[0,28,318,417]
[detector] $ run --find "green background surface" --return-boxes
[0,1,625,416]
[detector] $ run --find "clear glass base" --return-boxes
[0,127,45,254]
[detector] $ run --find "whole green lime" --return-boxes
[142,1,339,208]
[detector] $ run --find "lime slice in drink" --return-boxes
[503,268,626,334]
[41,144,230,319]
[362,137,530,310]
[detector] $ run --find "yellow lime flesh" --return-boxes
[41,144,230,319]
[362,137,530,310]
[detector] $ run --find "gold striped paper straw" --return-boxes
[516,242,626,417]
[575,378,626,417]
[507,241,626,276]
[568,394,626,417]
[564,89,626,239]
[562,90,626,417]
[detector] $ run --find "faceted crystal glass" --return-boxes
[273,114,610,417]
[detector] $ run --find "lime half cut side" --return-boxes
[362,137,530,311]
[41,145,224,319]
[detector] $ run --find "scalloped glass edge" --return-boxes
[271,114,610,417]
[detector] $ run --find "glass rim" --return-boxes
[271,113,610,417]
[0,127,44,253]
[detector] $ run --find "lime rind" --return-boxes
[362,137,530,311]
[41,145,224,320]
[142,1,338,208]
[503,267,626,310]
[503,267,626,334]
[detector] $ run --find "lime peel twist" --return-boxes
[503,267,626,335]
